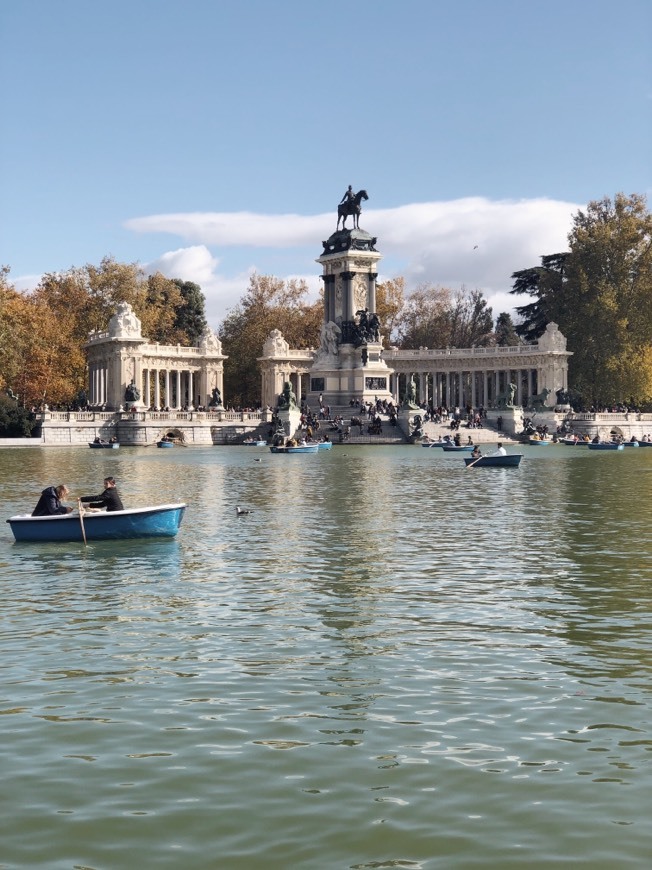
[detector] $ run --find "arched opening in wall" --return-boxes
[610,427,624,442]
[160,428,185,443]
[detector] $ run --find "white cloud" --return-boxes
[128,197,581,318]
[144,245,257,327]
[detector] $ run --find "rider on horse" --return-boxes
[340,185,355,207]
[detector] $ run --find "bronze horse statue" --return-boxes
[337,189,368,231]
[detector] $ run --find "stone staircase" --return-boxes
[307,404,408,445]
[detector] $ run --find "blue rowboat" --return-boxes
[442,444,474,452]
[243,440,267,447]
[89,441,119,449]
[6,503,186,543]
[421,440,450,448]
[528,438,551,445]
[638,440,652,447]
[157,440,174,448]
[587,443,624,451]
[623,441,639,447]
[270,444,319,454]
[464,454,523,468]
[316,441,333,450]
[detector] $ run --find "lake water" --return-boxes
[1,443,651,869]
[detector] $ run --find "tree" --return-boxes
[494,312,521,346]
[0,394,35,437]
[565,193,652,405]
[395,284,494,349]
[448,288,494,347]
[172,279,207,345]
[510,253,570,341]
[510,194,652,406]
[218,274,321,407]
[375,277,405,346]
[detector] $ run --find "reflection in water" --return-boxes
[1,445,651,868]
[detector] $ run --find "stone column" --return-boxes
[471,372,477,409]
[516,370,523,406]
[188,371,194,407]
[154,369,161,409]
[323,275,335,323]
[342,272,355,321]
[527,370,533,403]
[368,272,378,314]
[145,370,151,408]
[483,371,489,407]
[164,370,170,408]
[445,372,451,407]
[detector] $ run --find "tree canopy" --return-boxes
[0,258,211,408]
[395,284,494,349]
[218,274,322,407]
[511,193,652,406]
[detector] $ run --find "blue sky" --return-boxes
[2,0,650,328]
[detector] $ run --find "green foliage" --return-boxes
[172,280,207,345]
[0,395,35,437]
[510,193,652,406]
[510,253,570,341]
[494,312,521,346]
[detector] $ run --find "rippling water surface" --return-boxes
[1,444,651,869]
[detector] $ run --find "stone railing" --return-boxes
[571,412,652,422]
[384,344,539,361]
[38,409,268,424]
[41,411,117,422]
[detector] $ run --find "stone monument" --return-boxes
[309,188,394,405]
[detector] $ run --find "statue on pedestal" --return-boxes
[125,380,141,403]
[208,387,223,407]
[337,187,369,231]
[402,376,419,409]
[277,381,297,410]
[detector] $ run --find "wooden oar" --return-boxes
[77,499,87,546]
[466,454,484,470]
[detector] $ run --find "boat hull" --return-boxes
[89,442,119,449]
[7,503,186,543]
[316,441,333,450]
[157,441,174,448]
[464,454,523,468]
[442,445,474,452]
[587,443,624,451]
[270,445,319,454]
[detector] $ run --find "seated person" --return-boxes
[79,476,124,512]
[491,442,507,456]
[471,446,482,459]
[32,484,74,516]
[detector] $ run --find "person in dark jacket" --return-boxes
[32,484,74,516]
[79,476,124,512]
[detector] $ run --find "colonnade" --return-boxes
[89,362,108,406]
[392,367,539,409]
[141,367,198,410]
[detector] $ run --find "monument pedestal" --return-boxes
[276,406,302,438]
[308,226,394,407]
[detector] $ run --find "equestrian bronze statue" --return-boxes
[337,188,369,231]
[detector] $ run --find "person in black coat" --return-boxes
[32,484,74,516]
[79,476,124,512]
